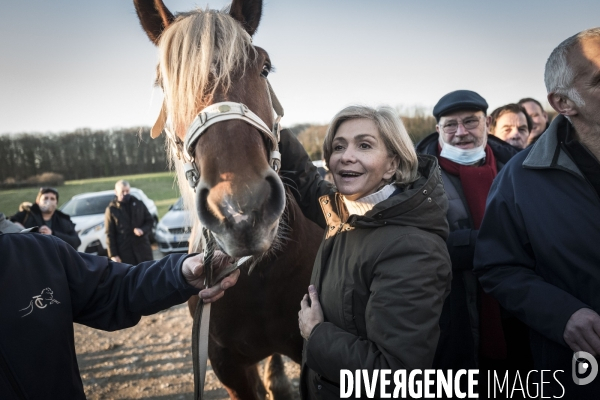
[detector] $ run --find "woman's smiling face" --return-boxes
[329,118,398,201]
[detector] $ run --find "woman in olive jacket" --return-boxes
[281,106,452,399]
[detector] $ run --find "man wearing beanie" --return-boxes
[416,90,528,379]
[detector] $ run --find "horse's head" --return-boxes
[134,0,286,257]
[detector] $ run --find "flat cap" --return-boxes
[433,90,488,121]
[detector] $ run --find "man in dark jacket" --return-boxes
[415,90,530,376]
[105,180,154,264]
[10,187,81,249]
[474,27,600,398]
[0,231,239,400]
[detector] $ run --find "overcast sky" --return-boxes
[1,0,599,134]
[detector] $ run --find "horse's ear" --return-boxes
[133,0,175,45]
[229,0,263,37]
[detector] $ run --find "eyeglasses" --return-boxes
[440,116,482,134]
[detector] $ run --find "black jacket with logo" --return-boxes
[0,232,196,400]
[10,203,81,249]
[104,195,154,264]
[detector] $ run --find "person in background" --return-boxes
[10,187,81,249]
[518,97,550,146]
[105,180,154,264]
[0,230,240,399]
[475,27,600,398]
[488,103,533,150]
[415,90,531,378]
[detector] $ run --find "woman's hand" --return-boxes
[299,285,324,340]
[182,251,241,303]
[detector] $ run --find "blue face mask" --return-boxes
[120,194,131,203]
[439,140,486,165]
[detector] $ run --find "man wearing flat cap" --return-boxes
[416,90,527,376]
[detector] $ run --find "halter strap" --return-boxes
[183,101,279,164]
[151,79,284,190]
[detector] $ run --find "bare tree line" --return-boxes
[0,112,436,185]
[0,128,168,186]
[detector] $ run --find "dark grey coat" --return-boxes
[415,133,521,371]
[104,196,154,264]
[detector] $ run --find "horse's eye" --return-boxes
[261,64,270,78]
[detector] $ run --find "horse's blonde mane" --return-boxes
[158,8,257,253]
[158,8,256,137]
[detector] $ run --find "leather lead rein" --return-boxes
[192,229,251,400]
[192,228,214,400]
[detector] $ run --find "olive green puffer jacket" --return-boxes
[279,130,452,399]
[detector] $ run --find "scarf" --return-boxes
[438,144,507,360]
[342,184,396,216]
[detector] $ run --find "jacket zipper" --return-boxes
[0,348,27,399]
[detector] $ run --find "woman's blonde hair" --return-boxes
[322,105,419,186]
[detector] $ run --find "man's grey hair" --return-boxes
[544,27,600,106]
[115,180,130,190]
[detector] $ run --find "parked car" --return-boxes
[155,197,192,254]
[60,188,158,255]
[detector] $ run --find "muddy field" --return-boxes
[74,304,301,399]
[74,248,301,399]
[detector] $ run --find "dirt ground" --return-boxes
[74,247,301,399]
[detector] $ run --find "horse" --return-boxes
[133,1,323,398]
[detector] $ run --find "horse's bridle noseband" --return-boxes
[152,79,284,191]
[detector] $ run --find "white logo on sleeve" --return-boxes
[19,288,61,317]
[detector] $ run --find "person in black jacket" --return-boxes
[415,90,531,378]
[10,187,81,249]
[475,27,600,398]
[0,231,240,400]
[105,180,154,264]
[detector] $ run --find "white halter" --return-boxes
[151,79,284,191]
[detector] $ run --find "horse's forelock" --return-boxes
[159,8,257,254]
[158,8,256,139]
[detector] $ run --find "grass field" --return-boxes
[0,172,182,219]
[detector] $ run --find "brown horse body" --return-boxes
[133,0,322,398]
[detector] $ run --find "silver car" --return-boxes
[155,197,192,254]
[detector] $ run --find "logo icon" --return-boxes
[572,351,598,385]
[19,288,61,317]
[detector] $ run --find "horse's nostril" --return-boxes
[196,186,221,231]
[264,172,286,220]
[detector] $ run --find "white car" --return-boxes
[155,197,192,254]
[60,188,158,255]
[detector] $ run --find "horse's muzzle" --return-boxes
[195,168,285,257]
